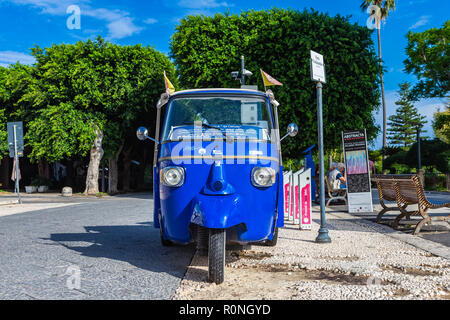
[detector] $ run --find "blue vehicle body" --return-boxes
[152,88,284,245]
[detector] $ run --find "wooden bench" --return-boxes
[324,175,347,207]
[375,175,450,235]
[374,174,416,223]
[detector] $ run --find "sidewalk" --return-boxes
[0,192,103,217]
[174,204,450,300]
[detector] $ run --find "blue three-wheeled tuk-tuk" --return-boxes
[137,88,297,284]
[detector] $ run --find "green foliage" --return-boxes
[387,82,427,148]
[360,1,396,19]
[406,139,450,173]
[25,103,102,162]
[27,37,177,160]
[383,149,409,171]
[30,176,52,187]
[383,138,450,174]
[170,8,381,158]
[0,107,7,160]
[404,21,450,100]
[433,103,450,144]
[368,149,383,172]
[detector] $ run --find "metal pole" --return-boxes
[241,55,245,86]
[315,82,330,243]
[417,128,421,170]
[13,125,21,204]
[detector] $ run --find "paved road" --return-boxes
[0,194,195,300]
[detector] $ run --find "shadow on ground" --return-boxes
[45,221,195,279]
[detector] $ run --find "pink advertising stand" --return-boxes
[283,171,292,220]
[292,170,302,225]
[299,168,312,230]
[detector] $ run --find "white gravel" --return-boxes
[174,206,450,300]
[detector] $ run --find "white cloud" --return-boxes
[409,15,431,30]
[143,18,158,25]
[106,17,143,40]
[0,51,36,65]
[178,0,230,9]
[5,0,143,39]
[8,0,89,15]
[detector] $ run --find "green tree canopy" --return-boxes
[26,37,177,193]
[387,82,427,148]
[433,102,450,144]
[404,21,450,100]
[170,8,381,158]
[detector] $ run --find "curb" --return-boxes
[0,200,19,206]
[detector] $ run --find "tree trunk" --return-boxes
[0,157,11,190]
[122,145,132,192]
[377,27,387,158]
[84,130,104,195]
[108,141,124,195]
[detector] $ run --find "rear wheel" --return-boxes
[208,228,226,284]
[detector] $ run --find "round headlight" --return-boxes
[161,167,185,187]
[252,167,276,187]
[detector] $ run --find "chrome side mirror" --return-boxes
[280,123,298,141]
[287,123,298,137]
[136,127,149,141]
[136,127,159,144]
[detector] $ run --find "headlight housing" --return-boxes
[251,167,276,187]
[160,166,185,187]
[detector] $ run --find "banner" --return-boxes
[292,170,302,225]
[342,130,373,213]
[299,168,312,230]
[283,171,292,220]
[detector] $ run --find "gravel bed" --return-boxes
[174,208,450,300]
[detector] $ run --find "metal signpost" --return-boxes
[7,121,24,204]
[310,50,331,243]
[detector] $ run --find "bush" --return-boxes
[30,176,52,187]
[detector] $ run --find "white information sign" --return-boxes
[310,50,326,83]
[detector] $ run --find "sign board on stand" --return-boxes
[299,168,312,230]
[342,130,373,213]
[283,171,292,220]
[292,170,302,225]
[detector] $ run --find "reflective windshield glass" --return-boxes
[161,95,273,141]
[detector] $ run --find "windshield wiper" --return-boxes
[182,122,231,140]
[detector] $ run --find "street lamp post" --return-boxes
[416,127,421,171]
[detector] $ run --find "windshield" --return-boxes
[161,95,273,142]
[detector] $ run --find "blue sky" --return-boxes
[0,0,448,148]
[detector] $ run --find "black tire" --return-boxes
[264,227,278,247]
[208,228,226,284]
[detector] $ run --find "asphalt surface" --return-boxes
[0,194,195,300]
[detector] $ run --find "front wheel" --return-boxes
[208,228,226,284]
[159,213,173,247]
[264,227,278,247]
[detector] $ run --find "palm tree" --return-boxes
[361,0,396,158]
